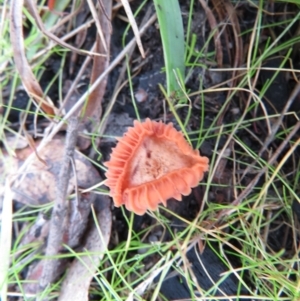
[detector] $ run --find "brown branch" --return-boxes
[38,117,79,298]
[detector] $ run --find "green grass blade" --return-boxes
[153,0,185,96]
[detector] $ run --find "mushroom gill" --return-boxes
[104,118,209,215]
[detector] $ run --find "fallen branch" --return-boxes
[38,117,79,298]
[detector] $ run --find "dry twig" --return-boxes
[38,117,79,297]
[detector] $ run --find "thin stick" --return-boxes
[38,117,79,297]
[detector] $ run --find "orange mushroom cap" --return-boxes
[104,118,209,215]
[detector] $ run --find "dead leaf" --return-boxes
[78,0,112,150]
[22,191,97,295]
[23,258,69,295]
[10,0,56,116]
[58,195,112,301]
[0,138,100,206]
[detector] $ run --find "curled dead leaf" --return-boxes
[0,138,100,206]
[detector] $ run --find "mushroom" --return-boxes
[104,118,209,215]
